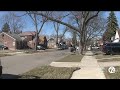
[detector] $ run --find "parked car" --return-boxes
[37,44,46,50]
[70,46,76,52]
[92,46,99,49]
[102,43,120,55]
[57,42,68,50]
[0,45,8,50]
[0,59,2,76]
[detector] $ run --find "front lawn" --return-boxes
[0,54,13,57]
[56,54,84,62]
[104,66,120,79]
[98,58,120,62]
[95,54,120,59]
[92,50,120,59]
[19,66,80,79]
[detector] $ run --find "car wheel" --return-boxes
[106,50,111,55]
[0,66,2,76]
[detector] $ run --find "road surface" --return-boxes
[0,49,70,79]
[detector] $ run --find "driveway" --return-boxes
[1,49,70,78]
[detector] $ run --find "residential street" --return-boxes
[1,49,70,78]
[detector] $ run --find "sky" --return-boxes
[104,11,120,28]
[0,11,120,38]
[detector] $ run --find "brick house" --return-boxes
[0,32,24,50]
[19,31,36,49]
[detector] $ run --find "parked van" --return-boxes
[102,43,120,54]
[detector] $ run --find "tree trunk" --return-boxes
[78,36,84,55]
[84,40,87,51]
[34,14,38,51]
[56,31,58,45]
[35,33,38,51]
[84,44,87,51]
[80,41,84,55]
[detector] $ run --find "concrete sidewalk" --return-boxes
[71,51,106,79]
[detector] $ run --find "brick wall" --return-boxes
[0,33,16,50]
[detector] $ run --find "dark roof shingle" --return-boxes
[2,32,22,41]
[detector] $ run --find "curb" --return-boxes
[50,62,81,67]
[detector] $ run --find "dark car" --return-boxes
[102,43,120,55]
[0,59,2,76]
[57,42,68,50]
[37,44,46,50]
[0,45,8,50]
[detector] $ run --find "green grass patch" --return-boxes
[104,66,120,79]
[19,66,80,79]
[98,58,120,62]
[56,54,84,62]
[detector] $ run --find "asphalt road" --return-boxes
[0,49,70,78]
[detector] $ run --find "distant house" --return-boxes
[47,38,56,48]
[97,30,120,47]
[111,30,120,43]
[47,37,71,48]
[0,32,25,50]
[19,31,36,49]
[38,36,48,48]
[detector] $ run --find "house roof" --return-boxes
[19,31,36,36]
[1,32,22,41]
[48,38,55,41]
[118,30,120,36]
[7,33,22,41]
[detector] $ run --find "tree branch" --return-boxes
[61,27,68,38]
[38,21,46,34]
[85,11,100,25]
[29,12,80,33]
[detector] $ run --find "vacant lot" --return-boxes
[104,66,120,79]
[19,66,80,79]
[56,54,84,62]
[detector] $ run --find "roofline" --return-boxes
[0,32,16,41]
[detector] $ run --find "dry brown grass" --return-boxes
[19,66,80,79]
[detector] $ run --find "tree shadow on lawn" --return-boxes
[0,74,40,79]
[0,74,41,79]
[0,74,21,79]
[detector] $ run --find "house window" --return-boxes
[2,34,4,39]
[13,42,15,46]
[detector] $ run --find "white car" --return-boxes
[88,47,91,50]
[76,46,79,51]
[92,46,99,49]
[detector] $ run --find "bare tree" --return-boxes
[27,11,100,54]
[53,22,60,45]
[83,15,106,50]
[53,12,70,45]
[26,11,49,50]
[1,12,25,34]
